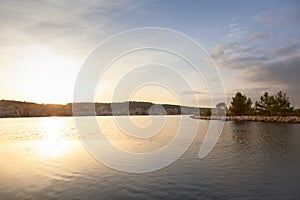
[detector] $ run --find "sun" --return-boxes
[11,45,80,104]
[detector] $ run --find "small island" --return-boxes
[191,91,300,123]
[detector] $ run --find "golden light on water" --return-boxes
[44,118,64,139]
[35,140,73,158]
[34,118,77,159]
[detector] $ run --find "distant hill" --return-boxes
[0,100,203,118]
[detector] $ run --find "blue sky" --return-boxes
[0,0,299,107]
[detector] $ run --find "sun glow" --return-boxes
[9,45,80,104]
[44,117,64,139]
[36,140,75,158]
[35,118,76,158]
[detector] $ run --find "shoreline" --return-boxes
[190,115,300,123]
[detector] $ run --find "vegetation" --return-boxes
[229,92,253,116]
[255,91,293,116]
[295,109,300,116]
[229,91,295,116]
[0,100,201,117]
[203,108,212,116]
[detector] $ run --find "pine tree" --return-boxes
[229,92,253,116]
[255,91,293,116]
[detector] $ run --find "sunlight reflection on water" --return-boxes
[0,116,299,200]
[34,140,76,158]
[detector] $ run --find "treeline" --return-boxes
[0,100,201,118]
[227,91,300,116]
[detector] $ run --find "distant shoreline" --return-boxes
[0,99,201,118]
[190,115,300,123]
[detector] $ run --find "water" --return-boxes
[0,116,299,199]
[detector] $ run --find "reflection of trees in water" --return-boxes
[201,122,300,199]
[229,122,298,164]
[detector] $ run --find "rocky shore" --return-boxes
[190,115,300,123]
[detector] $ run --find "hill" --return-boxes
[0,100,202,118]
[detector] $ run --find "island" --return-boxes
[191,91,300,123]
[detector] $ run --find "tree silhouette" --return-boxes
[255,91,293,116]
[255,92,273,116]
[229,92,253,116]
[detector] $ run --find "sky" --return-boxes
[0,0,299,107]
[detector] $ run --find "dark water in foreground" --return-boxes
[0,116,299,199]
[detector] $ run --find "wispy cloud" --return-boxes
[0,0,153,57]
[180,90,207,95]
[208,42,269,69]
[180,90,232,97]
[207,38,300,70]
[271,40,300,57]
[254,7,300,27]
[246,32,268,43]
[227,19,247,39]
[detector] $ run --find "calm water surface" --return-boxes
[0,116,299,199]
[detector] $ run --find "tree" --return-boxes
[273,91,294,115]
[229,92,253,116]
[255,91,293,116]
[294,108,300,116]
[255,92,274,116]
[203,108,212,116]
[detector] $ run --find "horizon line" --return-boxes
[0,99,207,108]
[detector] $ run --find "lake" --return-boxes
[0,116,299,199]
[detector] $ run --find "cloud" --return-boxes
[180,90,233,97]
[0,0,153,57]
[227,20,247,39]
[180,90,207,95]
[210,6,300,71]
[241,54,300,105]
[206,9,300,106]
[271,40,300,57]
[207,38,300,70]
[254,7,300,27]
[208,42,269,69]
[243,55,300,85]
[246,32,268,43]
[254,12,278,26]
